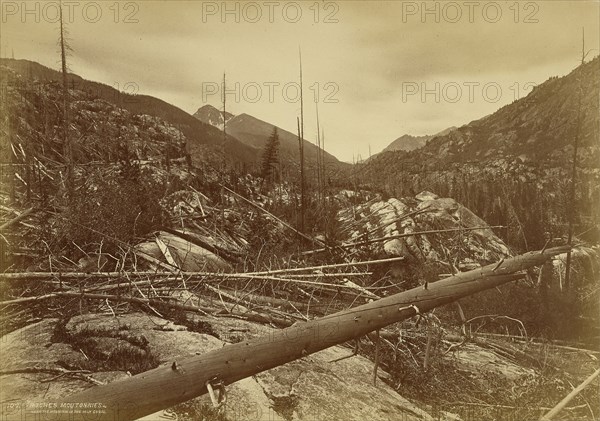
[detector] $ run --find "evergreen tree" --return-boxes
[260,127,279,183]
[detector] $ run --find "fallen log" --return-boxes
[302,225,504,255]
[0,291,295,327]
[0,291,217,314]
[0,267,377,282]
[38,246,568,421]
[0,207,35,231]
[473,332,600,353]
[540,368,600,421]
[211,286,314,313]
[245,256,405,276]
[0,270,370,284]
[0,273,377,296]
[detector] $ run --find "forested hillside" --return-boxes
[358,57,600,250]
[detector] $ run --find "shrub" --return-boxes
[60,165,166,255]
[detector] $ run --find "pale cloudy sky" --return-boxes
[1,0,598,161]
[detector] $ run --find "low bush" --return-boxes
[59,164,166,255]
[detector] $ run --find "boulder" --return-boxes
[134,231,232,272]
[337,192,511,268]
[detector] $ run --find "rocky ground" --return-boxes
[1,308,598,421]
[1,183,598,421]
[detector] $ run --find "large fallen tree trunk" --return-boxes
[42,246,569,421]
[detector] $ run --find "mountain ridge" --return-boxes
[363,57,599,176]
[0,59,260,166]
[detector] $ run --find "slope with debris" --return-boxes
[1,60,598,421]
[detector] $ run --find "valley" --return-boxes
[0,5,599,420]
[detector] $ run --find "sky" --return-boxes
[1,0,599,162]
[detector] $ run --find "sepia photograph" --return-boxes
[0,1,599,420]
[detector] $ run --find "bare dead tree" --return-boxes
[298,47,306,233]
[321,126,326,200]
[220,72,227,228]
[564,28,588,291]
[315,102,322,205]
[297,116,304,233]
[222,72,227,156]
[59,0,73,199]
[580,27,594,65]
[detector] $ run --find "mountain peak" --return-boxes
[197,109,347,170]
[383,126,458,153]
[193,105,234,130]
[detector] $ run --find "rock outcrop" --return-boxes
[1,313,442,421]
[337,191,511,271]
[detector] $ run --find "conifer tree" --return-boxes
[260,126,280,184]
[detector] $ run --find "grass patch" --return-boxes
[51,317,160,374]
[170,401,229,421]
[153,304,220,338]
[270,395,299,421]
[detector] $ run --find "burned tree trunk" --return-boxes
[59,1,73,199]
[53,246,569,421]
